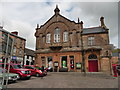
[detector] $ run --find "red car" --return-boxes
[35,66,47,76]
[23,65,44,77]
[0,63,32,79]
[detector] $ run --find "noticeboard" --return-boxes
[76,63,82,69]
[54,61,58,67]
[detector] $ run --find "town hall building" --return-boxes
[35,5,113,73]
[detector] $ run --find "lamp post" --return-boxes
[80,31,86,76]
[106,51,112,75]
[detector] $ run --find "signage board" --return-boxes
[76,62,82,69]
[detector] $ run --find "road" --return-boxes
[7,72,118,88]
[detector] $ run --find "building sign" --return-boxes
[12,56,17,60]
[54,61,58,67]
[76,62,82,69]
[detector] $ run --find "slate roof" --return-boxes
[0,26,26,40]
[25,48,35,57]
[82,27,108,35]
[112,52,118,57]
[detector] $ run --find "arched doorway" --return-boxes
[88,54,98,72]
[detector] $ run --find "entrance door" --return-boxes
[88,54,98,72]
[88,60,98,72]
[61,56,67,68]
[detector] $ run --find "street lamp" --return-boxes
[80,31,86,76]
[106,51,112,75]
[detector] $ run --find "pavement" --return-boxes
[7,72,118,88]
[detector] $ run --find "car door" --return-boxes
[24,66,36,75]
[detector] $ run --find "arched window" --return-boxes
[54,28,60,43]
[88,54,97,60]
[63,31,68,42]
[46,33,51,43]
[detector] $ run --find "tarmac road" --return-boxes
[7,72,118,88]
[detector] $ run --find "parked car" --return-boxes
[0,68,19,83]
[35,66,47,76]
[0,63,32,80]
[23,65,44,77]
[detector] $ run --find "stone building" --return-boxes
[35,6,113,72]
[0,26,26,65]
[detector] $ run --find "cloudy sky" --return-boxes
[0,0,119,50]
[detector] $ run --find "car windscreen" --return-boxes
[35,67,41,70]
[13,65,22,69]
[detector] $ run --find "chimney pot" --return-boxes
[11,31,18,35]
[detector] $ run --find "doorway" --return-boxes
[61,56,67,68]
[88,54,98,72]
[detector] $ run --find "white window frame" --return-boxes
[88,36,95,45]
[54,28,60,43]
[46,33,51,43]
[63,31,68,42]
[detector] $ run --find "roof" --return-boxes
[0,27,26,40]
[25,48,35,57]
[82,27,108,35]
[112,52,118,57]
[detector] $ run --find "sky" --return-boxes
[0,0,119,50]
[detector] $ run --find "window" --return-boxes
[13,47,16,54]
[19,48,22,55]
[88,54,97,60]
[63,31,68,42]
[41,57,45,66]
[46,33,51,43]
[27,55,29,59]
[54,28,60,43]
[88,36,95,45]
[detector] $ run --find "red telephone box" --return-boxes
[112,64,118,77]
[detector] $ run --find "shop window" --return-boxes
[47,56,52,67]
[70,56,74,69]
[61,56,67,68]
[27,55,29,59]
[41,57,45,66]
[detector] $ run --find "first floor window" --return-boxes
[88,36,95,46]
[63,31,68,42]
[54,28,60,43]
[46,33,51,43]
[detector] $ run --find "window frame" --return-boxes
[63,31,68,42]
[46,33,51,43]
[54,28,60,43]
[88,36,95,46]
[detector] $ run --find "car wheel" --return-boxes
[36,73,40,77]
[26,76,31,80]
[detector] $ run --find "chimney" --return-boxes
[11,31,18,35]
[80,21,83,29]
[100,16,105,27]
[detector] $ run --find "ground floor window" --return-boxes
[47,56,53,68]
[41,57,45,66]
[61,56,67,68]
[70,56,74,69]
